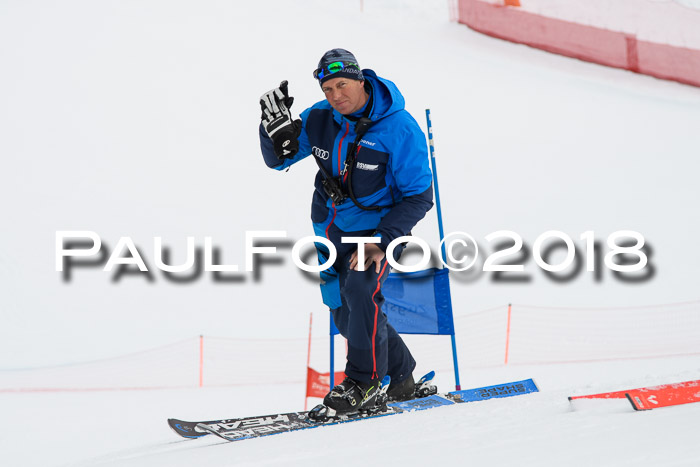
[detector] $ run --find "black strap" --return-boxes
[343,118,388,211]
[312,90,373,188]
[312,84,394,211]
[312,148,335,181]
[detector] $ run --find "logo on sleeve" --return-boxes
[312,146,329,160]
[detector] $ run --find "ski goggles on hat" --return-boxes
[313,61,360,81]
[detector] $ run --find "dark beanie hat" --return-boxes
[314,48,364,85]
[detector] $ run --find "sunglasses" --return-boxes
[313,61,360,80]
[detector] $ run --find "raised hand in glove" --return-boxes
[260,80,302,159]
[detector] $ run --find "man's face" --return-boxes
[321,77,368,115]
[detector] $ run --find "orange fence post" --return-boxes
[304,313,313,410]
[199,335,204,388]
[504,304,512,365]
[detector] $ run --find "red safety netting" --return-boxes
[2,300,698,393]
[457,0,700,87]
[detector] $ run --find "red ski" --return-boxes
[626,379,700,411]
[568,389,628,401]
[570,379,700,408]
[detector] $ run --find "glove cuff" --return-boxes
[272,120,302,159]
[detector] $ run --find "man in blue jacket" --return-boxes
[259,49,433,416]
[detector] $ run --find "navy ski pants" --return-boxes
[328,232,416,385]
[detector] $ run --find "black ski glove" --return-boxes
[260,80,302,159]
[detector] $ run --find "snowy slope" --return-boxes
[1,0,700,466]
[4,356,700,467]
[2,0,700,368]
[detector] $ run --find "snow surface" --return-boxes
[2,0,700,465]
[4,357,700,466]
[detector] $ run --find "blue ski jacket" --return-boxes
[259,70,434,253]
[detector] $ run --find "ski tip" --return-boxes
[167,418,207,439]
[625,393,646,411]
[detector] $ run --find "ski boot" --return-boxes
[387,373,416,402]
[308,376,390,422]
[387,371,438,401]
